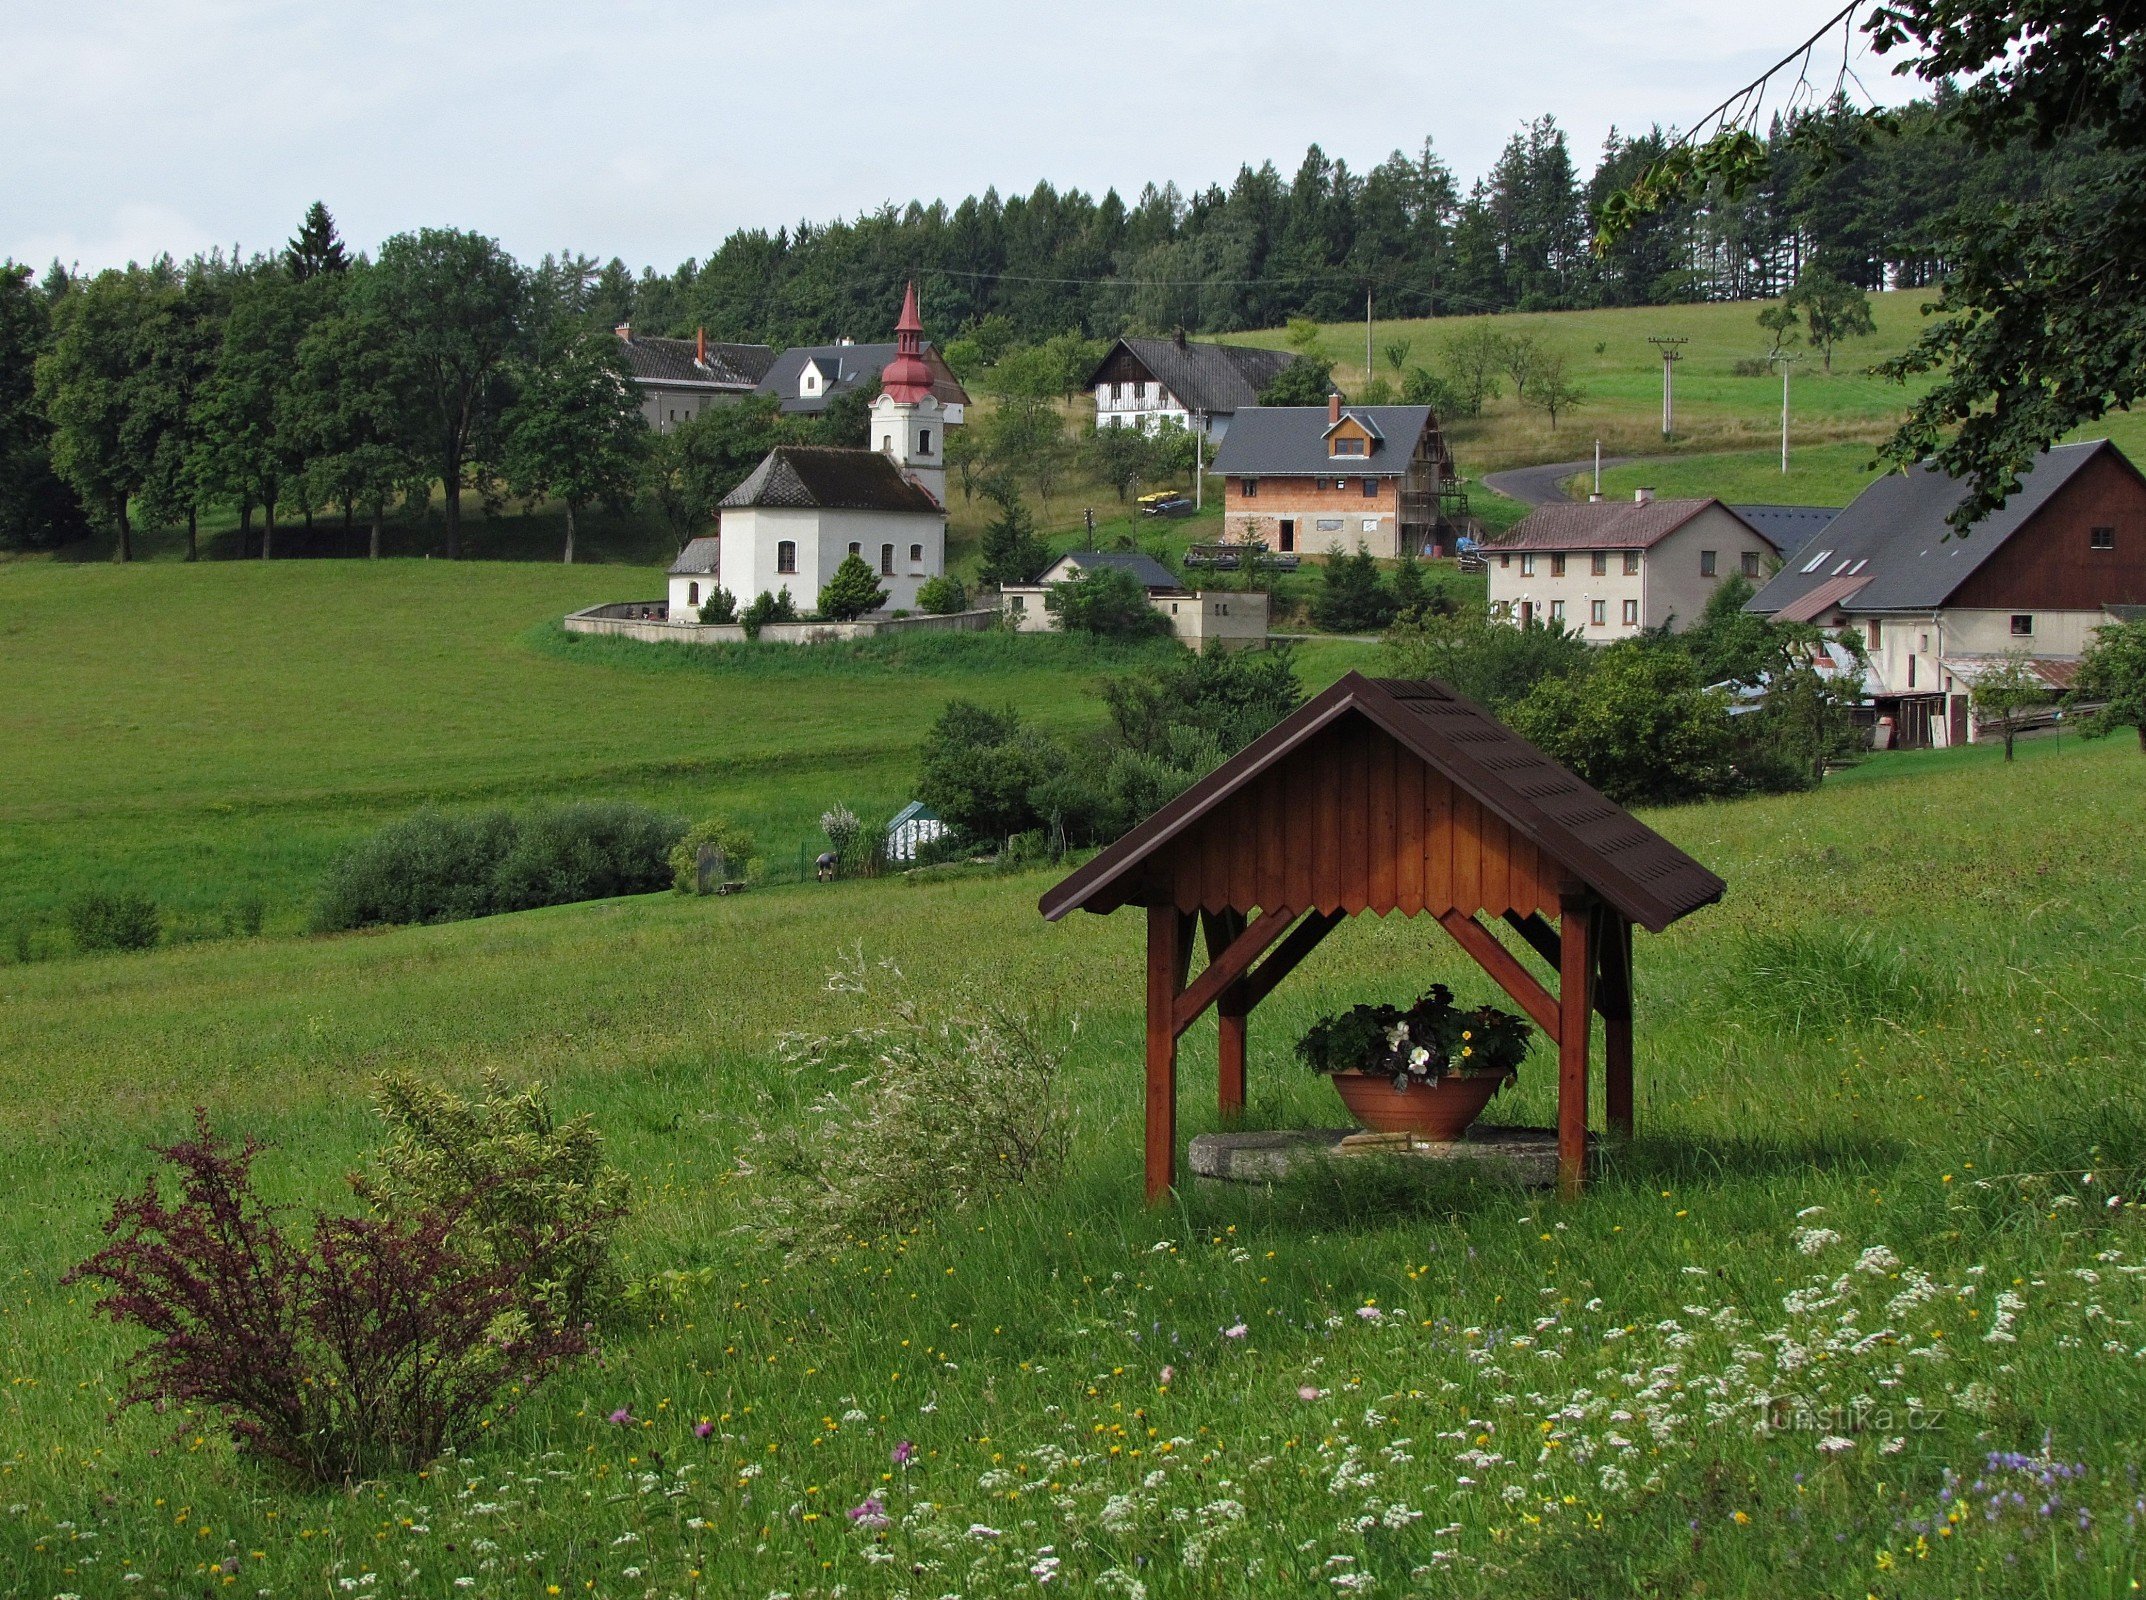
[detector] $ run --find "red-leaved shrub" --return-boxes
[65,1112,590,1484]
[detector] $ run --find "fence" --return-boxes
[561,605,999,646]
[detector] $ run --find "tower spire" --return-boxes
[881,279,933,404]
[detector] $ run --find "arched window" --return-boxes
[880,544,895,576]
[848,542,860,556]
[909,543,923,565]
[777,541,797,574]
[918,429,932,454]
[688,582,700,606]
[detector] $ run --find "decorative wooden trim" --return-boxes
[1436,909,1561,1041]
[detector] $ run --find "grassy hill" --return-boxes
[1,728,2142,1593]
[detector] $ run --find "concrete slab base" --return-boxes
[1187,1125,1586,1188]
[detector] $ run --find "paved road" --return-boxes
[1480,455,1634,507]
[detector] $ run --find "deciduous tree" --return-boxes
[502,330,647,563]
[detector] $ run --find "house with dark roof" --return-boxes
[1486,490,1781,638]
[754,341,969,420]
[1000,550,1269,653]
[1209,397,1456,560]
[709,444,946,615]
[613,326,776,432]
[1728,503,1839,565]
[1745,439,2146,747]
[1087,333,1306,442]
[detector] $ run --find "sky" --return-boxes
[0,0,1909,276]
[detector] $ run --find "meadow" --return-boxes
[1,722,2143,1596]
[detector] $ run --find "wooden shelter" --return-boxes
[1038,672,1726,1200]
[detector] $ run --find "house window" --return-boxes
[1551,554,1567,577]
[1361,477,1377,497]
[1700,549,1718,577]
[1908,654,1916,688]
[1590,551,1607,577]
[777,541,796,574]
[2091,525,2115,549]
[1010,594,1025,612]
[2010,613,2034,636]
[1241,478,1258,498]
[881,544,896,576]
[1590,599,1606,626]
[689,582,700,606]
[1521,554,1536,577]
[1332,437,1366,456]
[1113,381,1124,401]
[1622,598,1639,626]
[879,434,893,451]
[1622,551,1640,576]
[1550,599,1566,622]
[1500,553,1511,568]
[1867,621,1880,649]
[1801,549,1833,573]
[918,429,931,454]
[910,543,923,564]
[848,542,861,556]
[1742,551,1763,578]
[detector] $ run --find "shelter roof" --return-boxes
[1040,672,1725,933]
[1773,571,1873,623]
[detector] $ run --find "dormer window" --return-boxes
[1332,436,1366,456]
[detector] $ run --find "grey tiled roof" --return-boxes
[754,342,969,414]
[617,335,774,389]
[1087,337,1304,416]
[1487,498,1753,553]
[667,535,721,575]
[1729,503,1840,562]
[1746,440,2118,616]
[1210,405,1439,478]
[718,446,942,515]
[1045,550,1184,591]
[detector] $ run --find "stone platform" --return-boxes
[1187,1125,1585,1188]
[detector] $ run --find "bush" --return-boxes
[976,483,1050,588]
[357,1071,630,1332]
[696,586,738,624]
[745,954,1071,1252]
[66,889,160,953]
[741,587,797,640]
[917,701,1067,841]
[818,552,889,621]
[916,573,968,614]
[1310,544,1398,633]
[1380,605,1591,713]
[1101,643,1303,761]
[1506,641,1734,805]
[669,815,757,893]
[65,1112,589,1485]
[1046,564,1173,640]
[1260,354,1337,406]
[312,802,683,932]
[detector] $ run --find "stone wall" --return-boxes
[561,605,999,647]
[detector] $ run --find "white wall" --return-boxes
[719,505,945,613]
[1487,504,1777,637]
[869,392,949,505]
[668,574,716,618]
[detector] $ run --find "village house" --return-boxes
[755,338,969,421]
[612,326,776,432]
[1085,333,1305,442]
[1485,491,1782,637]
[1000,550,1270,653]
[1745,438,2146,747]
[1209,397,1457,559]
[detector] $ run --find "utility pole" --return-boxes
[1193,413,1204,509]
[1647,336,1687,440]
[1593,440,1602,497]
[1365,288,1374,394]
[1772,351,1802,474]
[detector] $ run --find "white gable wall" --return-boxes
[718,505,944,613]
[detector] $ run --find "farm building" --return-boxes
[1000,551,1269,653]
[1085,333,1306,442]
[1745,439,2146,748]
[611,326,777,433]
[1210,396,1458,560]
[1485,491,1782,638]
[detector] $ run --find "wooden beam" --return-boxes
[1239,908,1344,1011]
[1203,912,1250,1120]
[1601,915,1634,1140]
[1145,904,1183,1205]
[1501,908,1561,970]
[1557,893,1597,1198]
[1175,906,1297,1037]
[1435,909,1561,1042]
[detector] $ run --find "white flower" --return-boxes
[1817,1435,1855,1455]
[1792,1227,1842,1255]
[1854,1245,1901,1275]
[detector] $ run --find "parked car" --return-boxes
[1141,495,1196,518]
[1135,489,1186,509]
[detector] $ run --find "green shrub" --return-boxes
[741,587,797,640]
[745,954,1071,1253]
[669,816,757,893]
[1506,640,1733,804]
[357,1070,630,1332]
[1381,605,1591,714]
[916,573,968,615]
[696,586,738,624]
[917,701,1068,841]
[1309,544,1399,634]
[1046,565,1174,640]
[66,890,161,953]
[817,552,889,621]
[1726,926,1936,1034]
[312,802,683,932]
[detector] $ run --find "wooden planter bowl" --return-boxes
[1330,1070,1508,1142]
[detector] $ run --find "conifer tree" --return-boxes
[285,202,350,281]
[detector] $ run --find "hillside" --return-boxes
[2,730,2142,1593]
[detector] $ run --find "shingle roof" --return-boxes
[1210,405,1440,478]
[1729,503,1841,561]
[1044,550,1184,592]
[617,335,774,389]
[1086,337,1303,416]
[1746,440,2125,617]
[754,342,970,414]
[718,446,943,515]
[1489,498,1769,553]
[667,535,721,575]
[1038,672,1725,934]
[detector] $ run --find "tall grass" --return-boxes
[1726,924,1937,1033]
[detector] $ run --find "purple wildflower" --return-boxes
[892,1439,914,1466]
[608,1407,633,1426]
[848,1496,890,1529]
[693,1419,714,1439]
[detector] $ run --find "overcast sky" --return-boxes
[1,0,1906,276]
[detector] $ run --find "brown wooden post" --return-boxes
[1146,903,1184,1204]
[1204,911,1249,1121]
[1556,891,1596,1199]
[1602,916,1635,1141]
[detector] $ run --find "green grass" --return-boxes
[0,559,1381,943]
[2,732,2144,1594]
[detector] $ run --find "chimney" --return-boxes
[696,326,706,365]
[1634,486,1655,504]
[1174,326,1187,350]
[614,322,632,344]
[1328,392,1342,425]
[1588,493,1605,503]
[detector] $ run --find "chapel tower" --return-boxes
[870,281,948,504]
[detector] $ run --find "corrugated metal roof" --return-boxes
[1773,572,1874,623]
[667,535,721,575]
[1746,440,2123,616]
[1942,654,2083,690]
[1038,672,1725,934]
[1488,497,1770,553]
[719,446,943,515]
[1210,405,1441,478]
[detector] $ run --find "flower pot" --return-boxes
[1329,1070,1507,1142]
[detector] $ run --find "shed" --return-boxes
[1039,672,1725,1200]
[885,801,949,863]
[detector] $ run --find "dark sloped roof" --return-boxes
[1730,503,1840,561]
[617,335,774,389]
[1087,337,1303,416]
[1773,572,1872,623]
[667,535,721,575]
[1210,405,1440,478]
[1044,550,1183,591]
[1746,440,2123,616]
[1487,497,1765,553]
[718,446,943,515]
[1039,672,1725,933]
[755,342,970,414]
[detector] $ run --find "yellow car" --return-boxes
[1135,489,1187,509]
